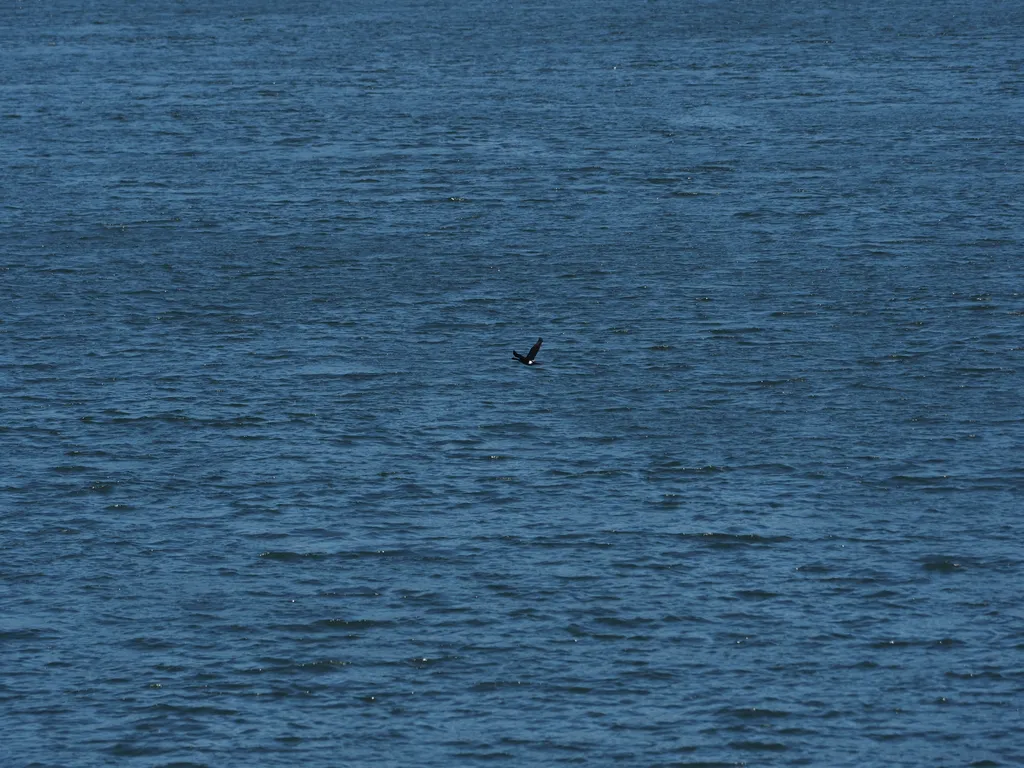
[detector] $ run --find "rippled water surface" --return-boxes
[2,1,1022,766]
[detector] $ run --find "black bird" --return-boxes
[512,337,543,366]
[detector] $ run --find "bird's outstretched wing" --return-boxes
[512,350,527,363]
[526,338,543,362]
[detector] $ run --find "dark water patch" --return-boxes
[735,589,779,600]
[879,474,955,489]
[548,468,632,481]
[77,480,118,495]
[450,749,514,760]
[51,464,92,473]
[125,636,176,651]
[667,189,717,197]
[258,550,332,562]
[795,562,831,574]
[752,377,807,387]
[593,615,659,628]
[109,742,167,757]
[737,462,798,473]
[245,659,351,675]
[645,464,731,477]
[139,703,240,718]
[0,627,59,642]
[920,555,970,573]
[672,533,793,548]
[955,366,1013,376]
[526,535,614,551]
[469,680,532,693]
[945,666,1006,680]
[729,740,788,751]
[318,587,382,599]
[276,618,399,634]
[868,637,967,650]
[709,327,765,336]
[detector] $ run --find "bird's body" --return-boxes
[513,338,543,366]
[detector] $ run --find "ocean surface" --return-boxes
[2,1,1022,766]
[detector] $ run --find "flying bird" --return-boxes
[512,337,543,366]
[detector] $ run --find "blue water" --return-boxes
[2,1,1022,766]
